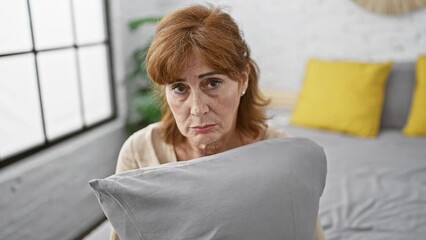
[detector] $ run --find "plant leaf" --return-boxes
[129,17,161,30]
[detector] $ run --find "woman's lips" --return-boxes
[191,124,216,133]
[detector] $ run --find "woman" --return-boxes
[113,4,324,240]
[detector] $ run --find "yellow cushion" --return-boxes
[403,55,426,136]
[290,59,393,137]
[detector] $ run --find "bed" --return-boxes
[267,60,426,240]
[279,124,426,240]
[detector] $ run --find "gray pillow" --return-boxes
[89,137,326,240]
[381,62,415,129]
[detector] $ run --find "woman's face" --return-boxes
[165,56,248,147]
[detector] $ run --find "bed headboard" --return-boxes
[381,62,415,129]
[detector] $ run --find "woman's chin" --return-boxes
[188,132,221,147]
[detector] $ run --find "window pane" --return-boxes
[29,0,74,50]
[78,45,112,125]
[0,0,33,55]
[72,0,106,45]
[37,49,83,140]
[0,54,44,159]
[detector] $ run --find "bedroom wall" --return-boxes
[122,0,426,94]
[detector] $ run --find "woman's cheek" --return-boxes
[168,95,190,125]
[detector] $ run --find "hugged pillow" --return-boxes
[89,138,326,240]
[291,59,393,137]
[403,55,426,136]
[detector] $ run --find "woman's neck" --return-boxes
[175,132,242,161]
[175,127,266,161]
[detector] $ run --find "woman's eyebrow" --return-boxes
[198,71,220,79]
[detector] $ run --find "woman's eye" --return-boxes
[207,79,222,89]
[171,83,187,94]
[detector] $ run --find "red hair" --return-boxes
[145,4,270,144]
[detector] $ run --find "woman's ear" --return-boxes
[241,64,250,93]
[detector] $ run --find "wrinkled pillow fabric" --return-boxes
[291,59,393,137]
[89,137,327,240]
[403,55,426,136]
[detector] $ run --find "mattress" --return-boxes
[284,125,426,240]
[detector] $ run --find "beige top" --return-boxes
[110,123,323,240]
[115,122,286,173]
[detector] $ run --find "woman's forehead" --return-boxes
[179,57,214,76]
[163,52,240,84]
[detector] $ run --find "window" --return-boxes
[0,0,116,168]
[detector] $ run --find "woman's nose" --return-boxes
[190,93,209,117]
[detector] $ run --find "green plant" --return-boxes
[126,17,162,134]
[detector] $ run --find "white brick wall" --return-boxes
[122,0,426,91]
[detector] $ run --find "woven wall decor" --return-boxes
[353,0,426,15]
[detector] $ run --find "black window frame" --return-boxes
[0,0,117,169]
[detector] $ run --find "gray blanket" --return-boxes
[285,125,426,240]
